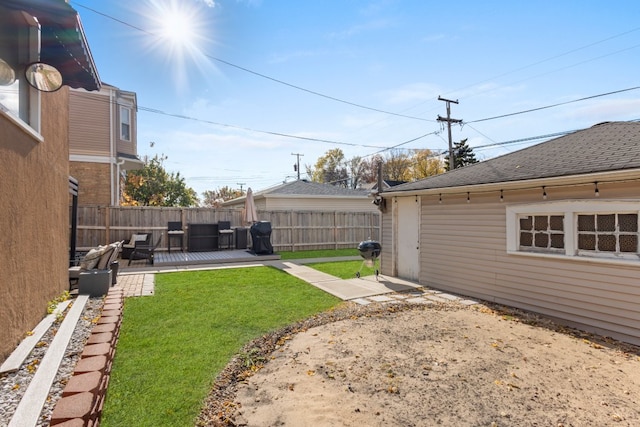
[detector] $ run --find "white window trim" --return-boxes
[0,9,42,136]
[119,105,131,141]
[506,200,640,265]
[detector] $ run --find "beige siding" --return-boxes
[380,204,393,275]
[412,184,640,345]
[69,90,110,156]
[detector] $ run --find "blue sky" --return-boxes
[72,0,640,197]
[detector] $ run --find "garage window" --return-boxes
[577,213,638,254]
[519,215,564,252]
[507,201,640,263]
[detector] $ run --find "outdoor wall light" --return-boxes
[25,62,63,92]
[467,192,470,203]
[0,58,16,86]
[542,186,547,200]
[439,194,442,204]
[595,182,600,197]
[500,189,504,202]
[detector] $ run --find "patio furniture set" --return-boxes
[69,222,254,296]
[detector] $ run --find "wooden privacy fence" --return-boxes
[73,206,380,252]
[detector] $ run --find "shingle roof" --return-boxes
[263,180,369,197]
[390,121,640,192]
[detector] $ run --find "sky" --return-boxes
[71,0,640,198]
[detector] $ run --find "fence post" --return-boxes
[104,206,110,244]
[290,210,294,252]
[334,211,338,250]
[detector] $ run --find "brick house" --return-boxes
[69,83,143,206]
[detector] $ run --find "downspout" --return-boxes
[109,88,115,205]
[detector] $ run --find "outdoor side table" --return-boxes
[219,229,234,249]
[167,230,184,252]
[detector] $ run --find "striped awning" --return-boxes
[3,0,101,91]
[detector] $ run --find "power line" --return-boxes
[73,2,433,123]
[137,105,387,149]
[467,86,640,124]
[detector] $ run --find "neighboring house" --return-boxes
[69,83,143,206]
[360,179,407,192]
[0,0,101,361]
[381,121,640,345]
[223,179,379,212]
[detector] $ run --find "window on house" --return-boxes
[519,215,564,252]
[0,8,40,132]
[577,213,638,254]
[120,106,131,141]
[507,201,640,262]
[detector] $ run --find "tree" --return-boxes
[359,155,383,185]
[202,187,244,207]
[411,149,445,179]
[383,150,412,181]
[306,148,349,186]
[445,139,478,171]
[122,154,199,206]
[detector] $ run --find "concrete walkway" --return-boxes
[114,259,478,306]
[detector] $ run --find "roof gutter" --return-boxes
[382,168,640,197]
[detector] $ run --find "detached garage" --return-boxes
[381,121,640,345]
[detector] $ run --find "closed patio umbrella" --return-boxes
[243,187,258,225]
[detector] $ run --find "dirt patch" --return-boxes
[198,301,640,427]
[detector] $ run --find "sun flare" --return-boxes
[158,6,196,48]
[144,0,215,89]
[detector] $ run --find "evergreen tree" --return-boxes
[445,139,478,171]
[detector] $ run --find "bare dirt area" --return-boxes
[198,302,640,427]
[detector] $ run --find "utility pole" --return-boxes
[237,183,246,193]
[437,96,462,169]
[291,152,304,180]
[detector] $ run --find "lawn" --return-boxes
[101,266,341,427]
[278,248,358,260]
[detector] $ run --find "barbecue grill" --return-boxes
[356,240,381,280]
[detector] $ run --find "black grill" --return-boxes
[357,240,381,260]
[250,221,273,255]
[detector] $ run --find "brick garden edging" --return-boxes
[49,288,124,426]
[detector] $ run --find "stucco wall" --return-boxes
[0,89,70,362]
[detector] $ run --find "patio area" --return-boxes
[120,249,281,271]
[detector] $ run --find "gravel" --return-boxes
[0,296,105,427]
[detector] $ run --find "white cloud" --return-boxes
[562,98,640,121]
[197,0,216,7]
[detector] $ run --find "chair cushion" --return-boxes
[80,247,107,270]
[128,234,148,246]
[96,247,115,270]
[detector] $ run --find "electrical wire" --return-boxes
[467,86,640,124]
[73,2,433,123]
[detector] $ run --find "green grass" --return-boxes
[307,260,375,279]
[101,267,340,427]
[278,248,358,260]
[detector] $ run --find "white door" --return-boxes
[396,196,420,281]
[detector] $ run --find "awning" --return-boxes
[3,0,101,91]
